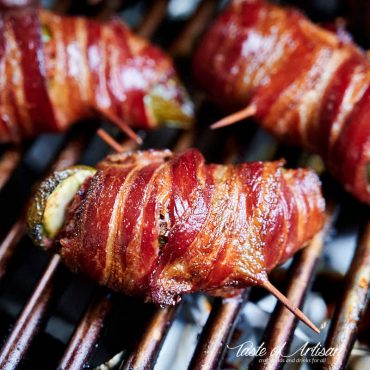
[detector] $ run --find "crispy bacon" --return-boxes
[193,0,370,204]
[58,149,325,305]
[0,8,192,142]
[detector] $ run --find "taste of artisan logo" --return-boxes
[227,341,339,364]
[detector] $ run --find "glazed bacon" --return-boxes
[0,8,192,143]
[58,149,325,306]
[193,0,370,204]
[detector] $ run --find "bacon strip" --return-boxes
[0,8,192,142]
[59,149,325,305]
[0,9,56,142]
[193,0,370,204]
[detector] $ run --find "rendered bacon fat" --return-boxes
[46,149,325,306]
[193,0,370,204]
[0,8,193,142]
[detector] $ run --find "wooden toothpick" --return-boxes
[210,105,256,129]
[97,128,125,153]
[262,280,320,334]
[98,108,143,145]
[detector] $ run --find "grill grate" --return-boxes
[0,1,369,369]
[57,290,112,370]
[323,222,370,369]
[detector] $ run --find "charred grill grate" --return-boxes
[0,1,369,369]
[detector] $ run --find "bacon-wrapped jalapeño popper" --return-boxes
[0,7,193,143]
[193,0,370,204]
[27,148,325,331]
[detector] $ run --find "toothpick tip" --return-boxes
[97,129,125,153]
[211,105,256,129]
[98,108,142,145]
[262,280,320,334]
[136,135,144,145]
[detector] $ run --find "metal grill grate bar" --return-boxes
[136,0,168,38]
[169,0,217,59]
[120,306,180,370]
[0,219,26,280]
[322,220,370,369]
[57,291,112,370]
[188,290,249,370]
[0,255,62,370]
[0,147,23,192]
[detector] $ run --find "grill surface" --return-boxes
[0,1,369,370]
